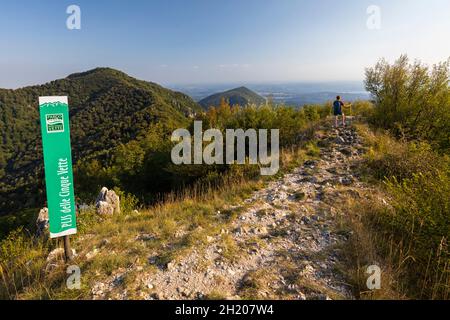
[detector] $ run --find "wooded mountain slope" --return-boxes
[0,68,201,214]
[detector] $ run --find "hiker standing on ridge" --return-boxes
[333,96,347,127]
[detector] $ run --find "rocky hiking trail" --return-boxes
[92,124,366,300]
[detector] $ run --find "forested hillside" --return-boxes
[0,68,200,217]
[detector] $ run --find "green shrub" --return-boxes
[112,187,140,214]
[365,55,450,152]
[349,100,375,118]
[364,132,445,181]
[305,141,320,157]
[0,229,51,299]
[376,171,450,298]
[0,208,37,240]
[360,127,450,298]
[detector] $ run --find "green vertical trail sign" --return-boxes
[39,96,77,238]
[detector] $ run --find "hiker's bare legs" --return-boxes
[334,115,345,127]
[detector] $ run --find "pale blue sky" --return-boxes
[0,0,449,88]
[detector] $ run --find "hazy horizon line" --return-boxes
[165,79,366,87]
[2,76,367,91]
[0,66,365,91]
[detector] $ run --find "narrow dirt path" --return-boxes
[129,124,366,300]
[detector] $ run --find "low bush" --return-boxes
[352,126,450,299]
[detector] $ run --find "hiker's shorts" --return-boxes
[333,107,343,116]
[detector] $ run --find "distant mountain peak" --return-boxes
[199,86,266,109]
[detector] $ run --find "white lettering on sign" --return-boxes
[57,158,73,228]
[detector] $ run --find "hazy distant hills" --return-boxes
[198,86,266,109]
[171,82,370,106]
[268,91,371,106]
[0,68,201,214]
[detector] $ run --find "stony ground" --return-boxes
[91,123,367,300]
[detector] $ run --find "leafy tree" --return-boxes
[365,55,450,152]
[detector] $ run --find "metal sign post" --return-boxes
[39,96,77,261]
